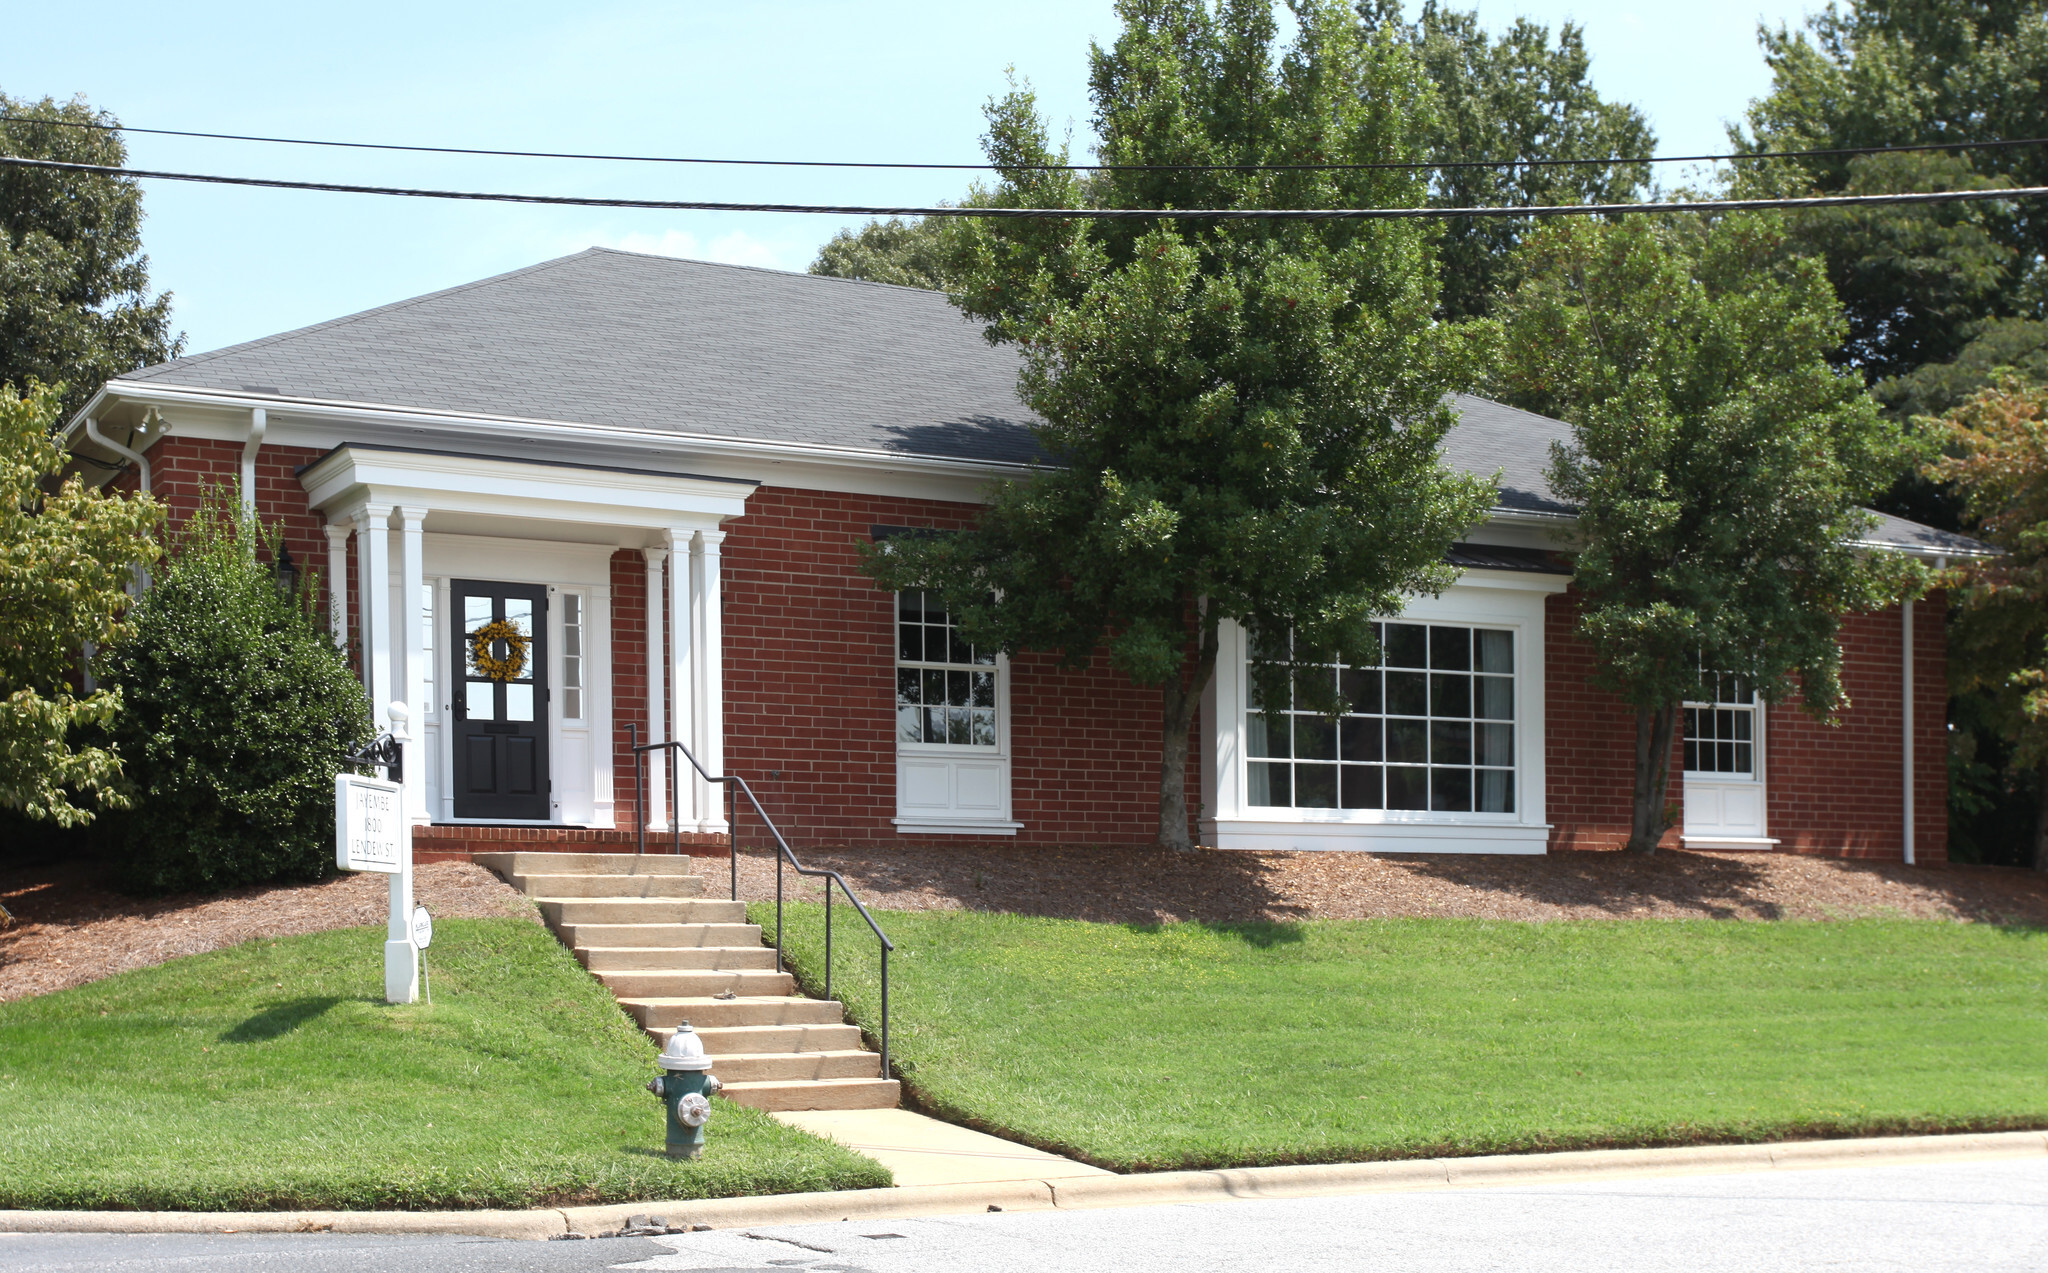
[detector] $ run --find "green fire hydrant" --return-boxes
[645,1021,722,1159]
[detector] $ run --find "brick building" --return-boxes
[65,249,1986,862]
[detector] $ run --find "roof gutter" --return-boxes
[79,380,1048,483]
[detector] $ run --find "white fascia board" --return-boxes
[82,381,1037,495]
[301,446,753,527]
[1449,567,1574,595]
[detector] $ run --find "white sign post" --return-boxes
[334,702,418,1004]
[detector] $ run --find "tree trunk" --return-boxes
[1156,608,1222,853]
[1627,703,1682,854]
[2033,767,2048,873]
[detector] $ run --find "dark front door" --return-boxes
[452,580,549,821]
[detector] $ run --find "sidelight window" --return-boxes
[1246,623,1516,813]
[561,592,584,721]
[895,591,997,747]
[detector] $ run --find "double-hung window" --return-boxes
[895,591,997,745]
[1684,673,1756,776]
[1247,622,1517,814]
[893,590,1014,832]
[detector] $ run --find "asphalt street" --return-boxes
[4,1157,2042,1273]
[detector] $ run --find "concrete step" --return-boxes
[475,851,708,877]
[557,922,762,949]
[576,945,779,972]
[625,996,847,1030]
[685,1022,867,1054]
[595,968,794,998]
[717,1077,902,1112]
[511,873,705,898]
[707,1050,882,1083]
[537,898,746,926]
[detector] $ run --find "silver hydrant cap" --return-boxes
[658,1022,713,1072]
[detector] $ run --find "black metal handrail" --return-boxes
[627,723,893,1077]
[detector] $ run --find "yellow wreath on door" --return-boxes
[469,619,530,682]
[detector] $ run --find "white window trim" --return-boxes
[891,601,1021,835]
[1201,570,1564,853]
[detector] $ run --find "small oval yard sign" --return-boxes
[411,906,433,950]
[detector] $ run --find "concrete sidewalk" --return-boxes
[1,1130,2042,1241]
[770,1109,1114,1187]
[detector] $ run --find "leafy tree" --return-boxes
[1360,0,1656,321]
[97,487,370,894]
[0,382,160,825]
[861,0,1494,851]
[1,93,182,420]
[811,217,957,290]
[1487,213,1913,852]
[1927,376,2048,870]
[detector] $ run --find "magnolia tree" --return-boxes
[861,0,1493,851]
[1488,213,1913,852]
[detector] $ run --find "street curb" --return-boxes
[4,1129,2043,1240]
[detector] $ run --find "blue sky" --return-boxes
[2,1,1814,354]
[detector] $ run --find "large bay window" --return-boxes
[1247,623,1516,813]
[1201,573,1563,854]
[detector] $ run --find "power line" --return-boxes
[3,110,2047,174]
[3,152,2042,220]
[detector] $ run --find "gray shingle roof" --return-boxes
[124,248,1045,465]
[118,248,1982,556]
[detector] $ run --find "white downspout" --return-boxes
[84,416,150,493]
[1903,596,1915,867]
[241,407,266,511]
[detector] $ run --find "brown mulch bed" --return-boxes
[724,843,2048,928]
[0,861,533,1003]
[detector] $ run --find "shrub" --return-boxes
[98,488,371,894]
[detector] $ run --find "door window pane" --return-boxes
[505,682,535,723]
[1247,622,1518,816]
[465,681,495,721]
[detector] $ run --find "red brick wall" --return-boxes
[610,548,649,827]
[718,484,1196,850]
[1544,586,1946,862]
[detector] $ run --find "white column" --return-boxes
[669,528,697,829]
[642,545,670,831]
[590,582,616,829]
[1903,598,1916,867]
[398,507,428,827]
[355,504,393,732]
[323,523,350,649]
[694,528,728,831]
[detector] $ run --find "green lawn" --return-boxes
[760,904,2048,1171]
[0,917,888,1211]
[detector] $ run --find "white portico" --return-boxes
[299,444,754,834]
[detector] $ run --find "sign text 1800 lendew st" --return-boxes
[335,773,404,873]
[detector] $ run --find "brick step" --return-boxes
[511,873,705,899]
[707,1050,882,1083]
[576,945,779,972]
[557,922,762,949]
[716,1077,902,1112]
[537,898,746,926]
[625,995,848,1031]
[596,968,794,998]
[474,851,705,876]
